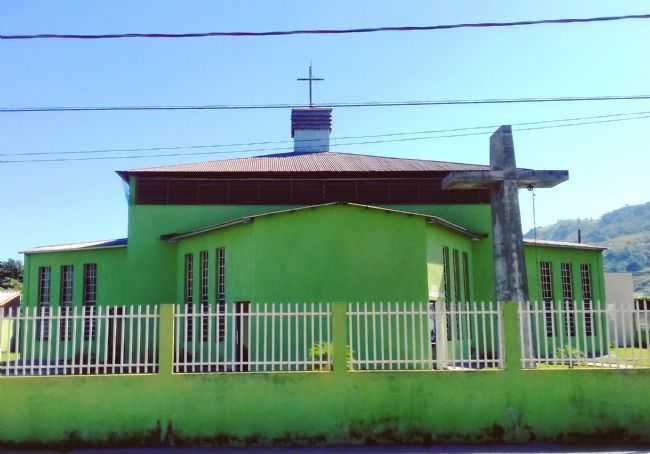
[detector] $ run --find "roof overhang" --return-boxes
[21,238,128,255]
[161,202,485,243]
[523,239,606,251]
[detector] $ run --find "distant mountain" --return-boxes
[524,202,650,296]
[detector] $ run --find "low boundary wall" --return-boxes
[1,304,649,447]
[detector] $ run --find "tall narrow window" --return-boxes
[580,263,594,336]
[38,266,51,339]
[560,263,576,337]
[540,261,554,338]
[216,247,226,341]
[442,247,455,341]
[452,249,462,303]
[83,264,97,340]
[199,250,209,341]
[462,251,471,303]
[184,253,194,341]
[59,265,74,341]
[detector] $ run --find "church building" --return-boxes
[20,108,607,362]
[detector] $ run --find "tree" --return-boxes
[0,258,23,290]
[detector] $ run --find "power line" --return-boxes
[2,111,649,164]
[3,110,649,157]
[3,95,650,113]
[2,13,649,40]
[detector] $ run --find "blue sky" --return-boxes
[2,1,650,259]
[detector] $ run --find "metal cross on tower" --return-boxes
[297,64,324,107]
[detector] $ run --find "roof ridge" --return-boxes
[119,150,489,175]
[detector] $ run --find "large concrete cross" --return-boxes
[442,125,568,304]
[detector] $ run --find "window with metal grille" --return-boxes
[560,263,576,337]
[452,249,462,303]
[200,250,209,341]
[442,247,456,341]
[83,264,97,340]
[37,266,51,339]
[59,265,74,341]
[184,253,194,341]
[540,261,554,338]
[216,247,226,341]
[462,251,471,303]
[580,263,594,336]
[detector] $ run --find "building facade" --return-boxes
[20,109,607,361]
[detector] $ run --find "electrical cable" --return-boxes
[2,13,649,40]
[4,95,650,113]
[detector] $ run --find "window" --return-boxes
[442,247,456,341]
[560,263,576,337]
[60,265,74,341]
[83,264,97,340]
[37,266,51,339]
[462,251,471,303]
[540,262,554,338]
[184,253,194,340]
[200,250,209,341]
[452,249,462,304]
[580,264,594,336]
[216,247,226,341]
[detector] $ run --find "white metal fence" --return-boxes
[518,301,650,369]
[347,302,504,371]
[0,305,159,376]
[173,302,332,373]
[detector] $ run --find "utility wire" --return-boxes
[2,109,648,158]
[2,13,649,40]
[2,111,649,164]
[4,95,650,113]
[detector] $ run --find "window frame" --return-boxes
[37,266,52,340]
[580,263,595,337]
[560,263,576,338]
[539,261,554,338]
[216,247,226,341]
[83,264,98,340]
[59,264,74,341]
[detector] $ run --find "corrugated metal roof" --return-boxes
[120,151,489,176]
[22,238,127,254]
[523,239,606,251]
[162,202,485,242]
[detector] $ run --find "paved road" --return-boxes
[3,447,648,454]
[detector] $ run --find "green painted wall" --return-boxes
[524,245,607,356]
[176,204,437,304]
[1,304,650,448]
[22,247,127,308]
[127,201,296,306]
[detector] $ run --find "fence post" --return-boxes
[332,303,347,375]
[158,304,175,377]
[502,302,521,373]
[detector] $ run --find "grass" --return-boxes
[532,347,650,369]
[609,347,650,368]
[0,352,20,362]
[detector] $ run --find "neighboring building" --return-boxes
[606,272,647,346]
[0,291,20,356]
[19,109,607,363]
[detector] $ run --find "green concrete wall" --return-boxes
[524,245,607,356]
[22,247,127,308]
[175,204,443,304]
[1,303,650,448]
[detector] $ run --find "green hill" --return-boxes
[524,202,650,296]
